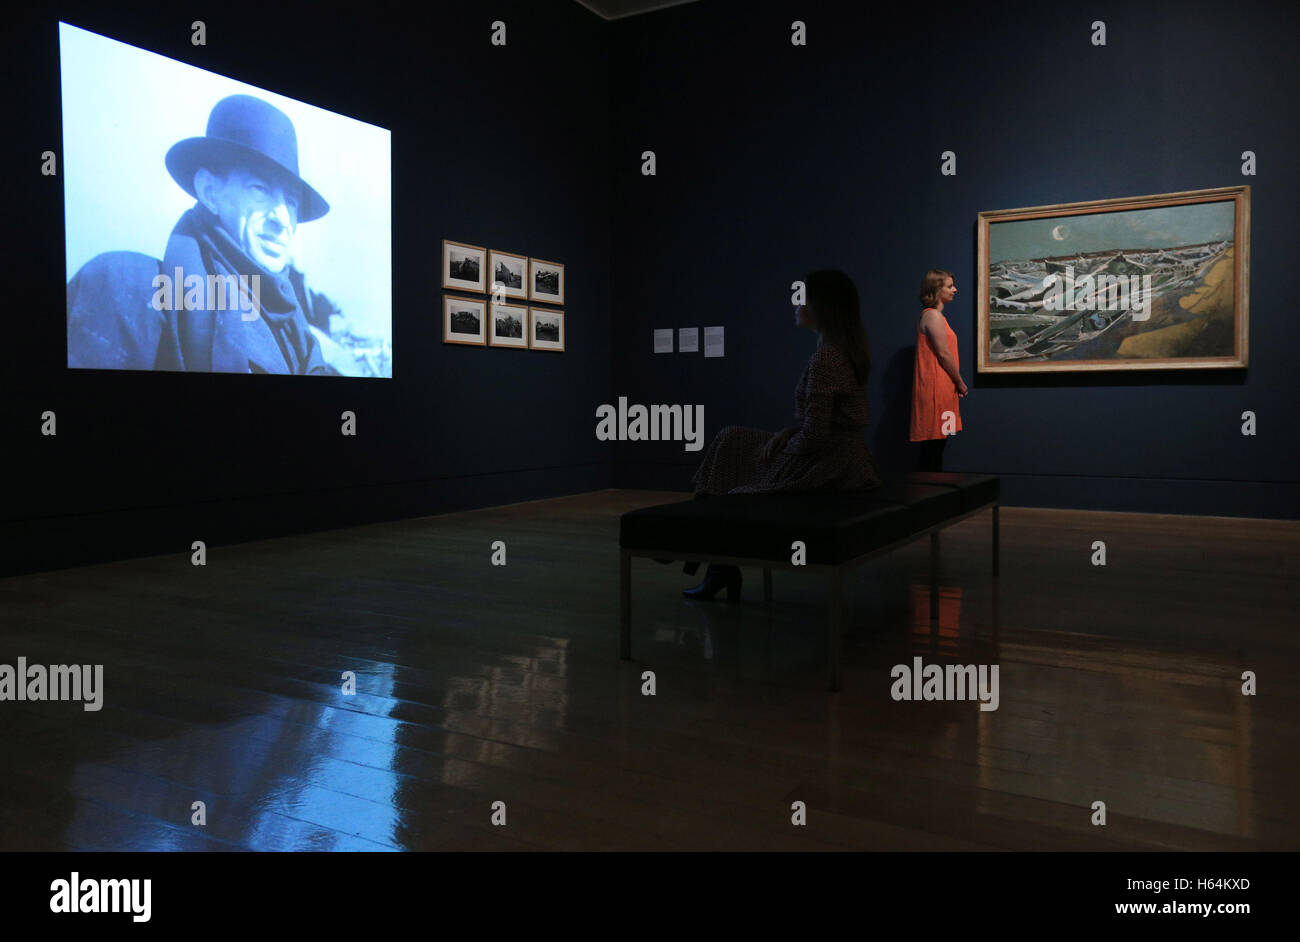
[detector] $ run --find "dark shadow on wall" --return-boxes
[872,345,918,474]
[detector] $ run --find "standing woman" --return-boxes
[911,269,968,470]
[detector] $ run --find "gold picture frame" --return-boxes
[443,295,486,346]
[528,308,564,352]
[976,185,1249,373]
[488,249,529,301]
[442,240,486,293]
[489,301,528,348]
[528,257,565,304]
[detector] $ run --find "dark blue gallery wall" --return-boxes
[0,0,613,573]
[607,0,1300,518]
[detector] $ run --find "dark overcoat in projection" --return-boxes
[67,205,333,374]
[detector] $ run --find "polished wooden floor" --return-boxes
[1,489,1296,851]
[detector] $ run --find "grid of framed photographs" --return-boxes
[441,240,565,352]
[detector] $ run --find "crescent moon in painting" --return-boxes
[1051,225,1068,240]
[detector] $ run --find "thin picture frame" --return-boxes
[976,185,1250,373]
[488,249,529,301]
[443,295,486,345]
[489,301,529,348]
[442,239,487,293]
[528,257,565,305]
[529,307,564,352]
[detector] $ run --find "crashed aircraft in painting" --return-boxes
[988,240,1231,360]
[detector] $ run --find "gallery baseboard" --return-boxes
[611,461,1300,521]
[993,472,1299,521]
[0,463,612,577]
[4,461,1291,577]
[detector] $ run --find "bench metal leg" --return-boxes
[620,550,631,659]
[762,567,772,602]
[930,532,940,624]
[827,568,843,691]
[992,504,1000,578]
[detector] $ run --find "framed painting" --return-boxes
[442,240,486,293]
[529,308,564,352]
[489,301,528,348]
[529,257,565,304]
[489,249,529,301]
[443,295,485,345]
[976,185,1249,372]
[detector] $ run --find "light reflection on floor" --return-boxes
[65,661,404,850]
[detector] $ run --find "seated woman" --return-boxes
[679,268,883,600]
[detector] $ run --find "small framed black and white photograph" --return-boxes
[529,308,565,352]
[443,240,486,293]
[489,302,529,348]
[489,249,529,300]
[443,295,486,345]
[529,258,565,304]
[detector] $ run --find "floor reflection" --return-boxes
[909,582,965,658]
[974,638,1256,839]
[64,660,403,850]
[59,645,573,851]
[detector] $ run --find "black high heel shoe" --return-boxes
[682,564,741,602]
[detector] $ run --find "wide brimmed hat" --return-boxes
[165,95,329,222]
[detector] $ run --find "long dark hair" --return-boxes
[807,269,870,385]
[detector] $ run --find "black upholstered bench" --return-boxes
[618,471,1000,690]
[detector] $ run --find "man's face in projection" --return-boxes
[197,165,300,274]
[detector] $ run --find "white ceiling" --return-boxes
[572,0,702,21]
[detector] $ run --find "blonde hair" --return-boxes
[919,269,954,307]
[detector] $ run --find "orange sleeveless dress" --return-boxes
[910,309,962,441]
